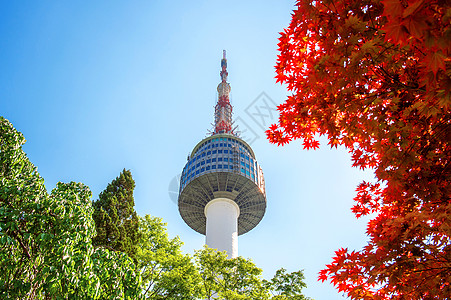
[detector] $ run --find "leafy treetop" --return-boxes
[137,215,202,299]
[195,246,311,300]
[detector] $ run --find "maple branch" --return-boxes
[372,44,397,63]
[329,0,339,15]
[366,6,378,31]
[413,45,427,57]
[430,122,451,145]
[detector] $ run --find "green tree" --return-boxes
[194,246,312,300]
[137,215,202,299]
[0,117,142,299]
[192,247,254,299]
[194,246,263,299]
[92,169,140,261]
[263,268,310,300]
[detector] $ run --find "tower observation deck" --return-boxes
[178,51,266,258]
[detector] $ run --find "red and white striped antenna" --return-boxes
[214,50,235,135]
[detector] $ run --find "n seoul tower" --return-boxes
[178,51,266,258]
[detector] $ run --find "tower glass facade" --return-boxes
[180,134,265,194]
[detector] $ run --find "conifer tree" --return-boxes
[92,169,139,261]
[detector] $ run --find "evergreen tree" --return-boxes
[92,169,139,261]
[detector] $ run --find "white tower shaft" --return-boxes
[204,198,240,258]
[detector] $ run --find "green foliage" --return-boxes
[195,246,264,299]
[263,268,310,300]
[90,248,142,299]
[194,247,311,300]
[196,247,292,300]
[0,117,142,299]
[137,215,201,299]
[92,169,140,261]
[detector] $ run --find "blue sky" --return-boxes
[1,1,376,299]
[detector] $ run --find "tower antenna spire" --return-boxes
[215,50,233,135]
[221,50,228,82]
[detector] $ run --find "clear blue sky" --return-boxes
[1,1,375,299]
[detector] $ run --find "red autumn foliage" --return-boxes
[268,0,451,298]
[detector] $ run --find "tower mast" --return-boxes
[214,50,234,135]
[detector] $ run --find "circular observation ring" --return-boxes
[178,171,266,235]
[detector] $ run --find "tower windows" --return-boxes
[181,135,262,191]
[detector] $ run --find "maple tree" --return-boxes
[268,0,450,299]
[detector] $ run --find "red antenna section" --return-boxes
[214,50,235,135]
